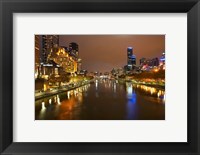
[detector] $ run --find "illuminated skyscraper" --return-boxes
[152,58,159,66]
[41,35,59,63]
[159,52,165,70]
[77,58,82,71]
[35,35,40,64]
[127,47,133,58]
[35,35,40,78]
[127,47,136,70]
[69,42,79,60]
[140,58,146,65]
[160,52,165,64]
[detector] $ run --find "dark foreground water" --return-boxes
[35,79,165,120]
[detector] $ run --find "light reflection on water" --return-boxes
[39,102,46,119]
[126,83,137,119]
[37,85,88,120]
[49,99,52,104]
[133,84,165,100]
[41,102,46,109]
[35,80,165,120]
[57,95,61,105]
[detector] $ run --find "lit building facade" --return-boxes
[127,47,136,70]
[139,58,146,66]
[151,58,159,66]
[69,42,79,61]
[41,35,59,63]
[49,47,78,73]
[140,58,159,66]
[77,58,82,72]
[127,47,133,58]
[41,60,61,80]
[35,36,82,92]
[159,52,165,70]
[139,57,159,71]
[35,35,40,78]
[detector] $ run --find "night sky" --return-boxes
[59,35,165,73]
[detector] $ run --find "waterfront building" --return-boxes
[35,60,61,92]
[152,58,159,67]
[139,58,146,65]
[77,58,82,72]
[127,47,133,58]
[40,60,61,80]
[35,78,49,92]
[159,52,165,70]
[127,47,136,70]
[79,70,88,76]
[69,42,79,61]
[49,47,78,74]
[160,52,165,64]
[41,35,59,63]
[139,57,159,71]
[35,35,40,78]
[128,55,136,66]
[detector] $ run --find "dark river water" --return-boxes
[35,79,165,120]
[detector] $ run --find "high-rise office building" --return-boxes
[35,35,40,65]
[41,35,59,63]
[35,35,40,78]
[128,55,136,65]
[160,52,165,64]
[159,52,165,70]
[127,47,133,59]
[139,57,159,70]
[69,42,79,60]
[152,58,159,66]
[69,42,78,51]
[127,47,136,70]
[77,58,82,71]
[140,58,146,65]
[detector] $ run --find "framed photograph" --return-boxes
[0,0,200,154]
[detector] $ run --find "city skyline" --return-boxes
[35,34,165,120]
[59,35,165,72]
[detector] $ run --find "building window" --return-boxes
[55,68,58,75]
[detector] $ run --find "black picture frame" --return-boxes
[0,0,200,154]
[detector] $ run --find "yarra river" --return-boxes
[35,79,165,120]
